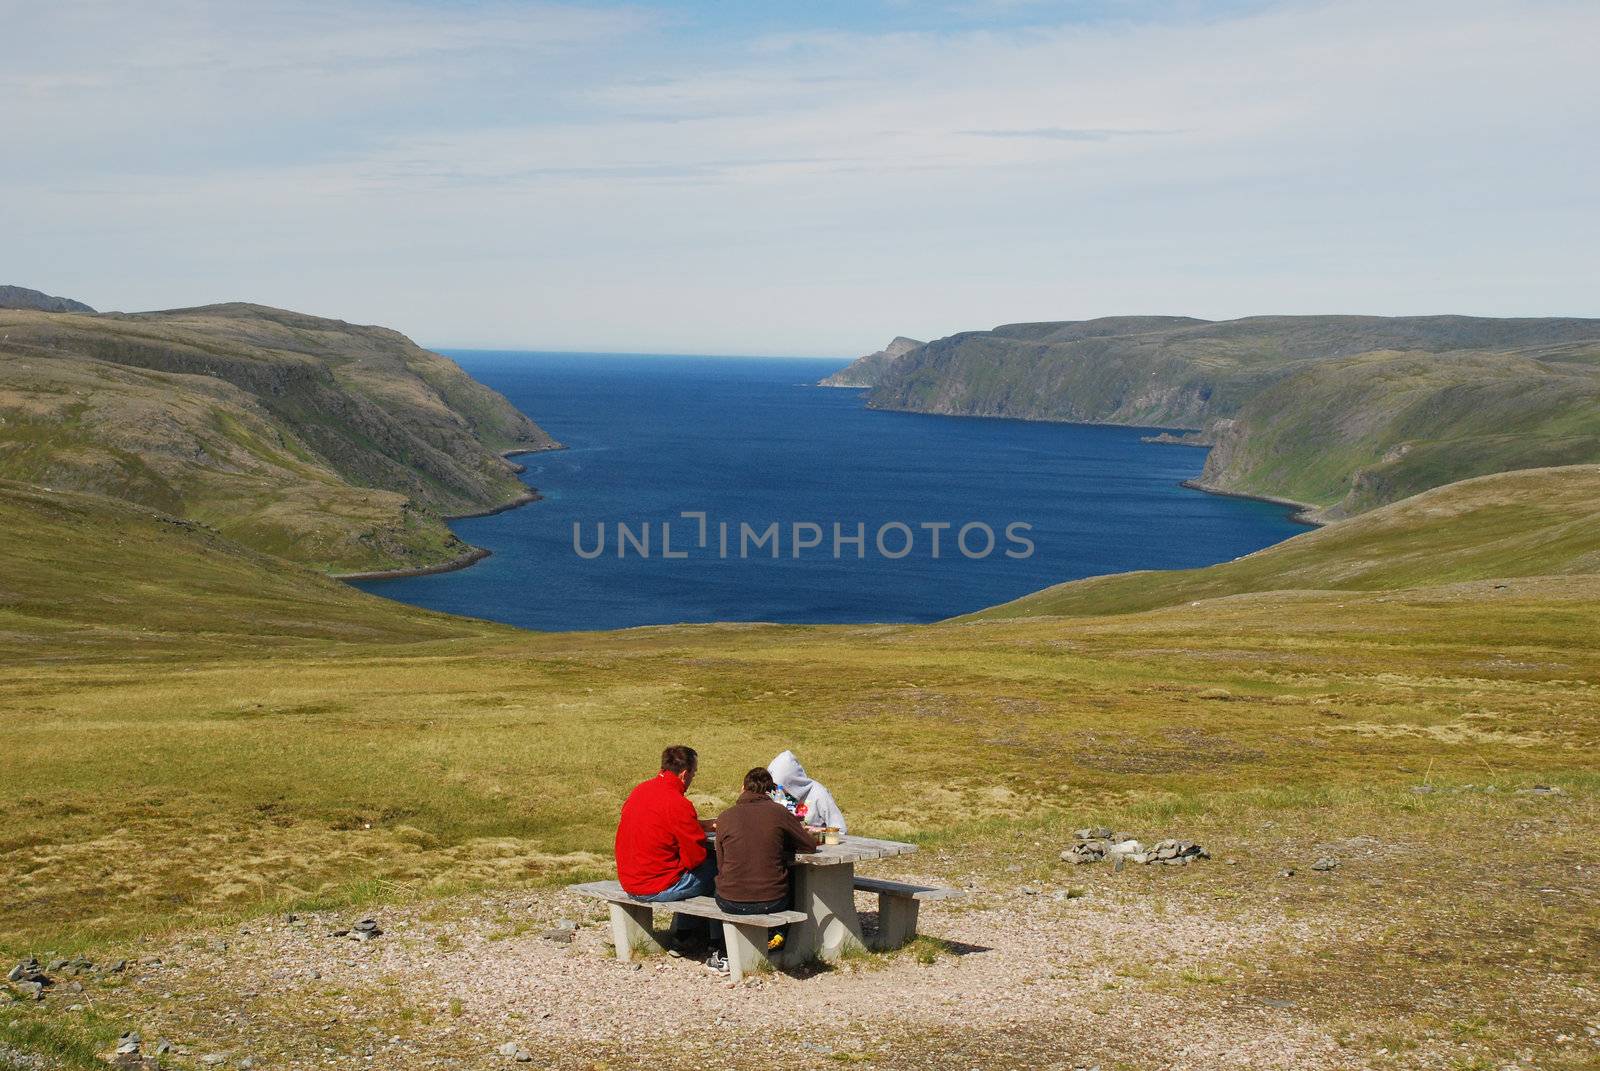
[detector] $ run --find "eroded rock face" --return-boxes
[819,336,925,388]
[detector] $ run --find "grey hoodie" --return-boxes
[767,750,847,833]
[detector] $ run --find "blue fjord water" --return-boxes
[352,352,1308,630]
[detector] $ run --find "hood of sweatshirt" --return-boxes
[767,750,813,797]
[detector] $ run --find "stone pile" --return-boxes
[330,917,383,941]
[1060,829,1209,867]
[6,957,52,1002]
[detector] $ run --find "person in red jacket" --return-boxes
[615,744,717,945]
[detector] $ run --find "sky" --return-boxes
[3,0,1597,356]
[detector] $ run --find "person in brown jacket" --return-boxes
[714,767,818,951]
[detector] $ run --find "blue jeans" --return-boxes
[636,856,717,940]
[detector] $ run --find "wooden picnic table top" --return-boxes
[790,833,917,866]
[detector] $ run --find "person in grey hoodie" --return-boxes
[766,750,847,833]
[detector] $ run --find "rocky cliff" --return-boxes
[818,336,924,387]
[860,314,1600,517]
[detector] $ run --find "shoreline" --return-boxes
[336,444,559,582]
[334,545,494,582]
[1179,478,1325,527]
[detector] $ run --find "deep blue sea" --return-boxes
[353,352,1308,630]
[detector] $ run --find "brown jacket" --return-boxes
[713,791,818,903]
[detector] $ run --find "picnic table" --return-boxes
[573,832,960,978]
[781,834,919,966]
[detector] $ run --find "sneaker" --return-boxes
[767,932,785,952]
[704,952,728,974]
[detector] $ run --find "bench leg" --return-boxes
[873,894,920,951]
[721,921,769,982]
[608,903,661,961]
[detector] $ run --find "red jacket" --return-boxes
[615,771,709,896]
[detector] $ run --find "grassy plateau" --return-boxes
[2,468,1596,1069]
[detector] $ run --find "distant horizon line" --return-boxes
[431,346,855,361]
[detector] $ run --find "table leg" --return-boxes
[789,862,867,965]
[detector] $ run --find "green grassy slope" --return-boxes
[1194,346,1600,518]
[0,304,559,572]
[972,465,1600,619]
[0,480,494,661]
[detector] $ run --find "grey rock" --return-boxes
[540,929,575,944]
[552,918,578,931]
[14,981,45,1001]
[349,918,383,941]
[1311,857,1339,872]
[201,1055,227,1066]
[155,1040,173,1056]
[7,958,47,985]
[497,1041,533,1062]
[1280,868,1296,877]
[115,1032,141,1056]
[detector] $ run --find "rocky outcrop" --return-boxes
[0,284,95,313]
[819,336,924,388]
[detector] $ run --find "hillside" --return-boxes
[818,335,924,387]
[971,464,1600,619]
[863,314,1600,514]
[0,302,559,573]
[1,463,1595,1070]
[0,481,493,661]
[0,285,95,313]
[1194,345,1600,519]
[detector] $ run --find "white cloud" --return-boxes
[3,0,1598,354]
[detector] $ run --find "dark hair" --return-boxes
[661,745,698,774]
[743,767,776,794]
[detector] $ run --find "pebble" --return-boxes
[1310,858,1339,872]
[496,1041,533,1062]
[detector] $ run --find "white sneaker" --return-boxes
[704,952,729,974]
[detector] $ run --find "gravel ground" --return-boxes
[84,872,1351,1071]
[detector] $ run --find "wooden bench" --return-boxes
[570,880,806,981]
[852,876,965,950]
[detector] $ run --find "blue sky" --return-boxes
[3,0,1597,355]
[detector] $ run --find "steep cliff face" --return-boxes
[867,315,1600,428]
[818,336,924,387]
[862,314,1600,516]
[0,301,559,574]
